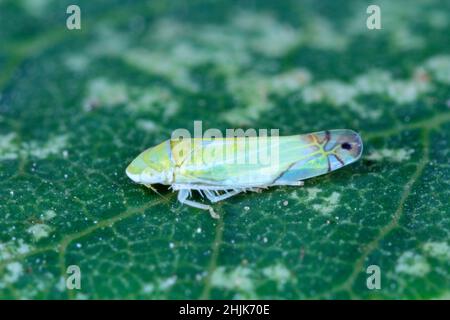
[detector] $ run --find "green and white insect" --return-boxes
[126,129,363,218]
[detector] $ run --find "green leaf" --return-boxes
[1,0,449,299]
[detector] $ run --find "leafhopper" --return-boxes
[126,129,363,218]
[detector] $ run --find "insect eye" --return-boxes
[341,142,352,150]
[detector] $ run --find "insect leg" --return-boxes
[247,187,267,193]
[177,189,219,219]
[283,181,304,186]
[270,180,304,187]
[203,189,241,203]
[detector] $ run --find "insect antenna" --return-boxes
[146,184,169,201]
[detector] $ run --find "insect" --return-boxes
[126,129,363,218]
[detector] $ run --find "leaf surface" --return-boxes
[0,0,449,299]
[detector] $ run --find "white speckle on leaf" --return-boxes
[231,11,300,57]
[424,55,450,84]
[25,135,69,159]
[136,119,158,132]
[158,276,177,290]
[27,224,52,241]
[83,78,128,111]
[42,210,56,221]
[300,67,430,109]
[304,81,357,106]
[262,264,291,289]
[423,242,450,260]
[396,251,430,276]
[88,25,130,56]
[211,266,255,297]
[270,69,311,94]
[55,276,66,292]
[386,80,426,104]
[75,293,89,300]
[0,133,19,160]
[306,16,348,51]
[366,148,414,162]
[222,75,272,126]
[83,77,179,119]
[64,54,90,72]
[428,10,448,29]
[128,88,179,118]
[142,283,155,293]
[306,187,322,201]
[1,262,24,286]
[354,70,391,94]
[123,49,198,92]
[1,133,68,161]
[312,192,340,215]
[17,240,31,255]
[195,273,203,281]
[0,239,32,261]
[19,0,50,17]
[141,275,177,295]
[391,27,424,50]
